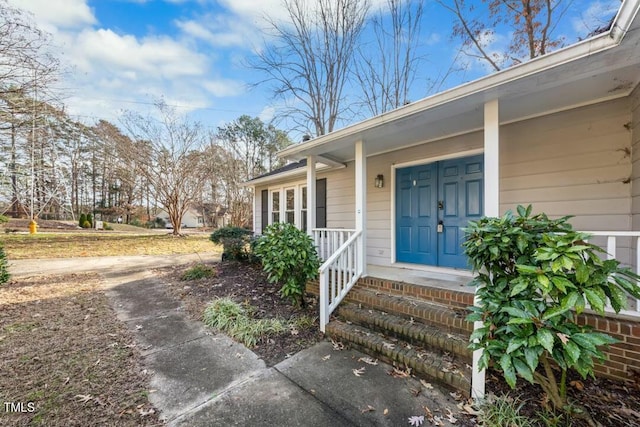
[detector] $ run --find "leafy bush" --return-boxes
[0,214,8,224]
[0,244,9,286]
[464,205,640,419]
[103,222,113,231]
[86,213,93,228]
[129,218,144,228]
[210,226,253,261]
[203,297,286,347]
[254,222,319,307]
[82,220,91,229]
[182,264,216,281]
[78,213,86,227]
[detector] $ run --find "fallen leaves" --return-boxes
[321,354,331,361]
[408,415,425,426]
[358,356,378,365]
[361,404,376,413]
[331,339,345,351]
[388,365,412,378]
[353,367,366,377]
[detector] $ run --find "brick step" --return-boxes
[356,276,474,311]
[326,320,471,397]
[343,288,473,335]
[336,304,472,363]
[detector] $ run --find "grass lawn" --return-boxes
[0,273,160,426]
[2,233,219,259]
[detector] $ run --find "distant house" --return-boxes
[245,0,640,398]
[156,207,204,228]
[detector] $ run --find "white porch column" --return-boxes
[484,99,500,217]
[355,140,367,276]
[306,155,317,238]
[471,99,500,400]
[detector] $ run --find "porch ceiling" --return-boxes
[280,5,640,163]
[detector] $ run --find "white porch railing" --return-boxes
[318,230,363,332]
[583,231,640,317]
[313,228,356,261]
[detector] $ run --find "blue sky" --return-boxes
[9,0,621,138]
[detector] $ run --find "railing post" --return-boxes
[319,271,328,332]
[607,236,616,260]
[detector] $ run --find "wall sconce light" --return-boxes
[375,174,384,188]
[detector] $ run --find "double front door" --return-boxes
[395,155,483,269]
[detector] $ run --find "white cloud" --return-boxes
[203,79,246,97]
[8,0,95,30]
[176,17,247,47]
[571,1,619,36]
[65,28,208,79]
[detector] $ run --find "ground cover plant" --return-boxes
[161,260,323,366]
[0,273,159,426]
[464,205,640,425]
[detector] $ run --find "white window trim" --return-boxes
[266,180,307,230]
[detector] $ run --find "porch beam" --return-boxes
[355,140,367,276]
[306,155,317,237]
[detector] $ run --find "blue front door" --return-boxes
[395,155,483,269]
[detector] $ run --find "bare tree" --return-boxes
[355,0,425,116]
[251,0,370,136]
[436,0,569,71]
[215,115,292,227]
[120,102,207,235]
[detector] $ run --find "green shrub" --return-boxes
[0,244,9,286]
[182,264,216,281]
[86,213,93,228]
[203,297,286,347]
[0,214,8,224]
[254,222,319,307]
[464,205,640,420]
[129,218,144,228]
[82,220,91,229]
[103,222,113,231]
[78,213,86,227]
[210,226,253,261]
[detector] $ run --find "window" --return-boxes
[301,186,307,231]
[285,188,295,224]
[271,191,280,223]
[264,180,326,230]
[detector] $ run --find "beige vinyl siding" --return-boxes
[499,98,632,228]
[500,98,633,267]
[632,84,640,230]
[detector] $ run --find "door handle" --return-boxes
[438,200,444,210]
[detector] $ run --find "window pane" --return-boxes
[272,192,279,211]
[286,211,295,224]
[272,213,280,223]
[301,211,307,232]
[286,189,295,210]
[302,187,307,209]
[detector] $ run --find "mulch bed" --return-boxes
[0,273,161,426]
[160,260,324,366]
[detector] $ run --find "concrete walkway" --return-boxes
[10,257,463,426]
